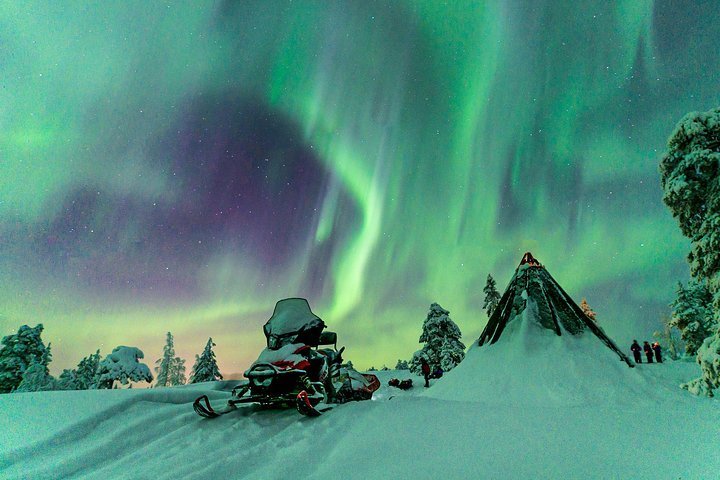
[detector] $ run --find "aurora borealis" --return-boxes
[2,1,719,375]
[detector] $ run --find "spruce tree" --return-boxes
[410,303,465,374]
[16,359,56,392]
[57,369,80,390]
[669,280,715,356]
[483,274,501,318]
[660,107,720,395]
[0,324,51,393]
[57,350,101,390]
[394,359,409,370]
[170,357,186,386]
[155,332,186,387]
[76,350,101,389]
[580,298,597,322]
[189,338,223,383]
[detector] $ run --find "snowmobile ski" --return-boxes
[194,384,252,419]
[295,390,332,417]
[193,395,237,418]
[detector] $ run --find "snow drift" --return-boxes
[0,363,718,479]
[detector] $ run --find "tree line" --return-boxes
[0,326,223,393]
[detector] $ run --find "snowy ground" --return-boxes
[1,354,718,479]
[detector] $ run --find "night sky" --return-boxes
[2,1,719,375]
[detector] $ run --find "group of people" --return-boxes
[630,340,662,364]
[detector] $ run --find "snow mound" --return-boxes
[428,301,660,407]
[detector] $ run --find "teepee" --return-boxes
[478,252,634,368]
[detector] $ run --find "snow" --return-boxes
[248,343,308,372]
[1,342,718,478]
[95,346,152,388]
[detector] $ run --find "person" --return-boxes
[643,341,654,363]
[630,340,642,364]
[652,342,663,363]
[420,358,430,388]
[432,367,444,379]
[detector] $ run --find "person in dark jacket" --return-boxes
[421,358,430,388]
[631,340,642,364]
[643,341,654,363]
[652,342,663,363]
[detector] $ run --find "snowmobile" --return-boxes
[193,298,379,418]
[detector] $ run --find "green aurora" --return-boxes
[2,1,719,374]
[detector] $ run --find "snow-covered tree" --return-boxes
[580,298,597,322]
[57,369,80,390]
[15,359,56,392]
[0,324,51,393]
[171,357,186,386]
[394,359,409,370]
[95,346,153,389]
[661,107,720,395]
[683,334,720,396]
[483,274,501,318]
[669,280,715,356]
[76,350,102,389]
[410,303,465,374]
[189,338,222,383]
[155,332,186,387]
[57,350,102,390]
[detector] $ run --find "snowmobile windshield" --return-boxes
[263,298,326,349]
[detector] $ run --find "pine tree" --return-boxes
[169,357,186,386]
[410,303,465,374]
[669,280,715,356]
[660,107,720,396]
[155,332,186,387]
[57,350,102,390]
[580,298,597,322]
[95,346,153,389]
[16,358,56,392]
[483,274,501,318]
[394,359,409,370]
[189,338,223,383]
[57,369,80,390]
[76,350,101,389]
[0,324,51,393]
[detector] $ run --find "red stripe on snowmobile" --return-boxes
[293,345,312,354]
[270,359,311,370]
[362,374,381,393]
